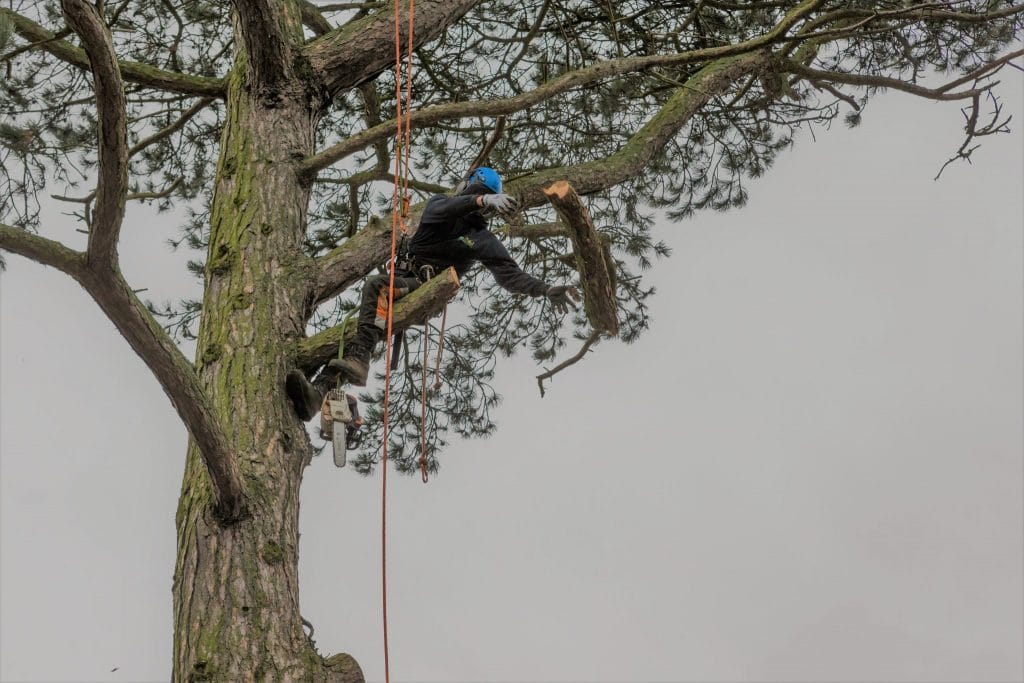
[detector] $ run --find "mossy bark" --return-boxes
[170,38,362,682]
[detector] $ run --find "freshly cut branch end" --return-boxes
[542,181,619,336]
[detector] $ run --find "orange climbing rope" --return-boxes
[381,0,416,681]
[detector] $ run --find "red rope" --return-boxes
[382,0,415,680]
[419,324,430,483]
[432,304,448,391]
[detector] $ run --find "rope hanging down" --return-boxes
[381,0,415,681]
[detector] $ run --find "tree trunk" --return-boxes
[170,53,363,682]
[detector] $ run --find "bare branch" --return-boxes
[1,8,226,97]
[129,98,215,158]
[785,59,1011,102]
[468,116,506,172]
[0,222,245,520]
[127,176,183,201]
[61,0,128,268]
[299,0,334,37]
[0,224,85,276]
[935,91,1012,179]
[536,330,603,397]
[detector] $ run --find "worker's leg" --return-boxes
[332,272,421,386]
[286,272,420,420]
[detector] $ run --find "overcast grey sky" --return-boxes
[2,75,1022,682]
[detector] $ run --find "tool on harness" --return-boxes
[320,389,363,467]
[321,309,365,467]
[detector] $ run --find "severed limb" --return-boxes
[542,180,619,336]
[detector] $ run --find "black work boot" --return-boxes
[285,370,323,421]
[328,356,369,387]
[327,343,371,387]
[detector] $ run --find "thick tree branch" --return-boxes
[302,0,482,96]
[497,221,568,240]
[299,0,334,36]
[61,0,128,269]
[308,215,391,309]
[1,8,225,97]
[296,267,459,371]
[0,224,85,276]
[300,0,827,175]
[1,224,245,521]
[75,268,245,521]
[507,50,773,209]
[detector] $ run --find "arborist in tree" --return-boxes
[286,166,581,421]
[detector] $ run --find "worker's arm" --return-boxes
[419,194,481,224]
[474,231,550,297]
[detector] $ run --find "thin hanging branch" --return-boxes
[536,330,603,397]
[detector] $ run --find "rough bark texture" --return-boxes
[303,0,481,96]
[170,37,362,681]
[542,181,619,336]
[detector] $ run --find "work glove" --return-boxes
[546,284,581,315]
[479,193,517,215]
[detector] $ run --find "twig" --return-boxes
[536,330,602,397]
[935,90,1011,180]
[468,115,506,172]
[129,97,215,158]
[127,176,183,201]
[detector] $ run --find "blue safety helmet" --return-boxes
[465,166,502,194]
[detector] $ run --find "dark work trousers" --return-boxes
[347,271,422,360]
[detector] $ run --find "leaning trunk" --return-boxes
[169,50,362,682]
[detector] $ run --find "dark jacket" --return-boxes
[408,193,549,297]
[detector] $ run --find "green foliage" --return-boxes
[3,0,1021,474]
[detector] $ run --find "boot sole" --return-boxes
[328,360,368,387]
